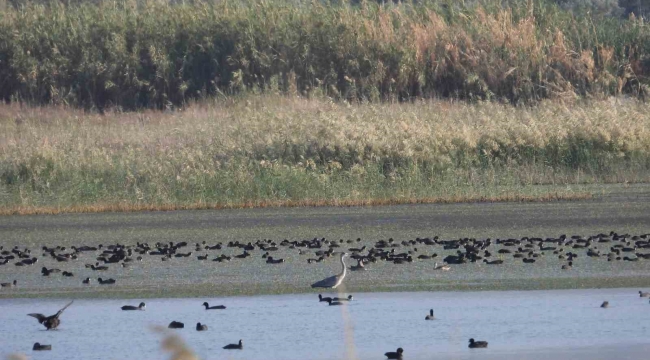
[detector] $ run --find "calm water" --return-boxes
[2,288,650,360]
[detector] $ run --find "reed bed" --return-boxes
[0,95,647,214]
[0,0,649,110]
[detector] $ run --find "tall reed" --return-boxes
[0,95,647,213]
[0,0,649,110]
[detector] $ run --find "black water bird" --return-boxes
[468,338,488,348]
[91,263,108,271]
[318,294,332,302]
[1,280,16,287]
[168,321,184,329]
[202,302,226,310]
[98,278,116,284]
[27,300,74,330]
[33,342,52,351]
[384,347,403,359]
[196,322,208,331]
[41,267,61,276]
[483,259,503,265]
[327,299,343,306]
[223,339,243,349]
[121,302,146,311]
[601,301,609,308]
[425,309,435,320]
[266,256,285,264]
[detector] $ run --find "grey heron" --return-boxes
[311,252,348,289]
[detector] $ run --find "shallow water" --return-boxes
[2,288,650,360]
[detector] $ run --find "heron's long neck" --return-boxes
[339,255,347,278]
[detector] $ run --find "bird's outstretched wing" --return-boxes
[27,313,47,323]
[55,300,74,318]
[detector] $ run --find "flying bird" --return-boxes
[27,300,74,330]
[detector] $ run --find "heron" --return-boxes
[311,252,348,289]
[27,300,74,330]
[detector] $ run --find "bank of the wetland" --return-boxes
[1,96,648,214]
[3,276,650,300]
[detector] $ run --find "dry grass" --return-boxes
[0,94,646,214]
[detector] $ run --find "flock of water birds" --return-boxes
[2,230,650,358]
[19,271,491,359]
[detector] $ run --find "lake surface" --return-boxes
[2,288,650,360]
